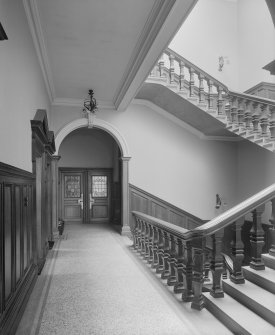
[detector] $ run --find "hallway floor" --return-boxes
[16,223,232,335]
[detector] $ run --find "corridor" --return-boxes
[16,223,231,335]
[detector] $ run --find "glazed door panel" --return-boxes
[88,171,111,223]
[61,172,84,222]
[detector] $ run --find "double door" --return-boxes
[60,169,111,223]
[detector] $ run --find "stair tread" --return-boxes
[243,265,275,282]
[204,292,275,334]
[223,278,275,311]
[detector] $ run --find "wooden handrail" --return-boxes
[133,182,275,240]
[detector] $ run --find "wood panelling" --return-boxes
[129,184,205,230]
[0,162,36,335]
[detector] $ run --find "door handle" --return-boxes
[89,194,95,209]
[78,193,83,210]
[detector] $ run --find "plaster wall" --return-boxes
[58,128,117,168]
[237,0,275,91]
[170,0,275,92]
[0,0,50,172]
[53,102,238,220]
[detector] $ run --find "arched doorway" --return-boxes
[55,118,131,234]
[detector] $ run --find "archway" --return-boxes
[55,118,131,234]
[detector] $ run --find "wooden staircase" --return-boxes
[204,254,275,334]
[146,48,275,152]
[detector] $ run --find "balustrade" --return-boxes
[132,183,275,311]
[147,48,275,150]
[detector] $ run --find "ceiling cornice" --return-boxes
[113,0,176,111]
[23,0,55,102]
[133,99,242,142]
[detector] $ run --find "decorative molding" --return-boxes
[52,98,115,110]
[55,117,131,158]
[23,0,55,102]
[133,99,242,142]
[113,0,177,110]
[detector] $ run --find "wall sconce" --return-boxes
[218,56,224,72]
[215,194,222,209]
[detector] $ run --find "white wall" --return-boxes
[169,0,275,92]
[59,128,117,168]
[169,0,239,89]
[52,102,238,220]
[237,0,275,91]
[0,0,50,172]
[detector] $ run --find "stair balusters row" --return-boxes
[132,183,275,311]
[148,48,275,151]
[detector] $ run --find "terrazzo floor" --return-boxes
[16,223,232,335]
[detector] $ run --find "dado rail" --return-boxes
[132,183,275,310]
[148,48,275,151]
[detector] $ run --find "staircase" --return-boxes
[146,48,275,152]
[204,254,275,334]
[131,184,275,335]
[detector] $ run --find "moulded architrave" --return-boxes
[55,118,131,158]
[133,99,242,142]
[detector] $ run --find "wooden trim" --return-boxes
[0,162,34,181]
[129,184,205,232]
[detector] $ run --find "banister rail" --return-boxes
[132,183,275,311]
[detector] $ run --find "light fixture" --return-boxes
[83,89,98,114]
[218,56,224,72]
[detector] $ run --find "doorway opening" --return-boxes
[58,128,121,226]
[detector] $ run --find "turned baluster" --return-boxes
[140,220,146,256]
[147,224,154,264]
[143,222,150,260]
[169,53,175,83]
[237,98,245,128]
[161,231,170,279]
[230,97,238,125]
[179,60,186,92]
[207,80,214,111]
[230,218,245,283]
[136,218,142,251]
[158,54,165,77]
[156,229,165,273]
[244,100,252,132]
[132,217,138,249]
[210,229,224,297]
[224,98,231,124]
[269,106,275,141]
[260,105,268,138]
[252,103,260,136]
[250,204,265,270]
[204,249,211,283]
[151,226,159,269]
[189,68,195,97]
[217,86,224,115]
[198,73,205,105]
[182,240,193,302]
[191,238,205,310]
[269,198,275,256]
[167,234,177,286]
[174,238,184,293]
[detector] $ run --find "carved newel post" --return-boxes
[230,218,245,283]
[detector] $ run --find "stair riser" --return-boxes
[223,281,275,327]
[243,268,275,294]
[262,254,275,270]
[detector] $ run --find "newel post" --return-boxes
[230,218,245,283]
[210,229,224,297]
[250,204,265,270]
[191,238,205,310]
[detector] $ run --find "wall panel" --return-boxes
[0,163,37,335]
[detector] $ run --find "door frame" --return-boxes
[59,168,113,224]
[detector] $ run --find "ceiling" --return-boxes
[23,0,197,111]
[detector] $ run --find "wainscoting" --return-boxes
[129,184,205,230]
[0,162,37,335]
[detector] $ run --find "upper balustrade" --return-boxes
[132,183,275,310]
[148,48,275,150]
